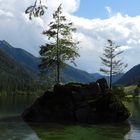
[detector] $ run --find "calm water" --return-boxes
[0,95,140,140]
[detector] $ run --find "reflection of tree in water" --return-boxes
[0,116,39,140]
[0,95,36,118]
[29,122,130,140]
[125,99,140,140]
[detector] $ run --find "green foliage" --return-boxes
[0,48,31,92]
[39,4,79,83]
[100,40,127,88]
[38,69,56,89]
[124,85,137,94]
[133,87,139,97]
[133,81,140,97]
[25,0,47,20]
[65,82,83,87]
[112,85,126,99]
[0,48,46,95]
[137,79,140,87]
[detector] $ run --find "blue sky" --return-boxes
[75,0,140,19]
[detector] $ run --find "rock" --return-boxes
[22,78,130,124]
[96,78,109,93]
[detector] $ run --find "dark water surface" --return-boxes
[0,95,140,140]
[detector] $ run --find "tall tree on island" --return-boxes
[100,40,127,89]
[39,4,79,84]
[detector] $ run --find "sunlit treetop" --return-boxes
[25,0,47,20]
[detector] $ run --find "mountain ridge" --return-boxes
[0,47,34,92]
[0,40,39,72]
[115,64,140,85]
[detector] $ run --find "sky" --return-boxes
[0,0,140,73]
[75,0,140,19]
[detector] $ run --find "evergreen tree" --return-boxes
[100,40,127,89]
[39,4,79,83]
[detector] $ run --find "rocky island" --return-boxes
[22,78,130,124]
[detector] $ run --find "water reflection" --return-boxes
[0,95,36,119]
[0,116,39,140]
[0,95,140,140]
[125,99,140,139]
[0,95,39,140]
[28,122,130,140]
[125,125,140,140]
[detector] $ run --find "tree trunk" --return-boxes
[56,12,60,84]
[110,71,112,89]
[56,59,60,84]
[110,50,113,89]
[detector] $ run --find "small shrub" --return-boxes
[113,85,125,99]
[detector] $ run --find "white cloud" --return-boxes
[0,9,14,17]
[47,0,80,13]
[0,0,140,73]
[120,45,131,51]
[0,0,80,56]
[68,13,140,72]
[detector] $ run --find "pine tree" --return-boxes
[100,40,127,89]
[39,4,79,84]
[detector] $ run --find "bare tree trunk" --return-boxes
[57,58,60,83]
[110,50,113,89]
[56,12,60,84]
[110,70,112,89]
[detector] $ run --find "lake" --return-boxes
[0,95,140,140]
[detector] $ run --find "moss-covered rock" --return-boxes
[22,78,130,124]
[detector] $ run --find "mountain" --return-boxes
[111,73,124,84]
[0,40,39,72]
[90,73,103,80]
[115,64,140,85]
[0,40,96,83]
[0,47,34,92]
[90,73,123,84]
[62,65,95,82]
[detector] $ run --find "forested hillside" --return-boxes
[0,48,36,93]
[0,40,39,72]
[115,64,140,85]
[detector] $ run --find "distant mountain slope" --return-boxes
[0,48,34,91]
[111,73,124,84]
[90,73,123,84]
[0,40,39,72]
[115,64,140,85]
[62,65,95,83]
